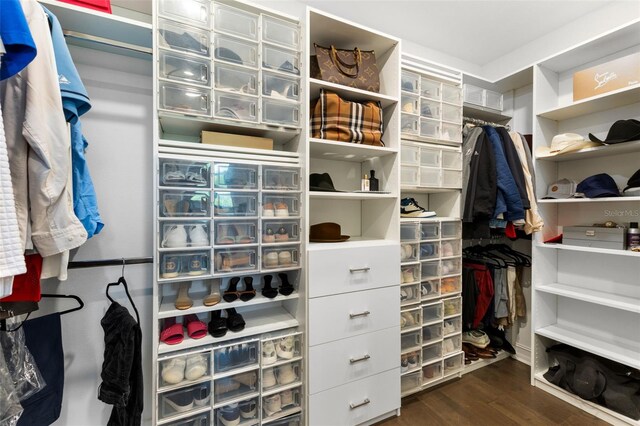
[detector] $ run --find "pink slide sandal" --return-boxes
[185,314,207,339]
[160,317,184,345]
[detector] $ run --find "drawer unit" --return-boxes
[262,45,300,75]
[420,279,440,300]
[213,163,258,190]
[214,248,257,273]
[441,150,462,170]
[422,301,443,325]
[160,159,210,187]
[401,329,421,352]
[420,77,440,100]
[441,275,461,296]
[401,371,421,395]
[214,63,258,95]
[422,322,443,345]
[401,114,419,135]
[441,221,462,239]
[213,3,258,41]
[401,283,420,306]
[441,239,461,258]
[308,286,400,346]
[401,93,419,115]
[443,296,462,318]
[441,122,462,143]
[168,412,210,426]
[443,334,461,356]
[401,70,420,94]
[308,243,399,298]
[214,369,259,404]
[160,190,210,218]
[401,222,420,242]
[401,143,420,166]
[262,194,300,218]
[158,382,211,421]
[421,341,442,364]
[463,84,484,105]
[444,352,464,375]
[420,118,439,139]
[158,51,211,87]
[401,166,419,186]
[214,220,257,246]
[400,242,419,263]
[214,92,258,122]
[420,222,439,240]
[401,307,421,330]
[420,98,440,119]
[158,350,211,390]
[308,327,398,394]
[158,0,210,28]
[309,369,400,426]
[401,265,419,284]
[442,163,463,184]
[213,192,258,217]
[262,245,300,269]
[422,360,443,384]
[442,103,461,123]
[420,167,441,187]
[421,260,439,280]
[263,72,300,101]
[262,385,302,421]
[262,332,303,367]
[262,361,302,391]
[420,242,439,260]
[265,413,301,426]
[441,83,462,105]
[443,316,462,336]
[441,257,461,276]
[158,18,210,57]
[263,167,300,191]
[262,99,300,126]
[262,220,301,244]
[213,340,259,374]
[214,397,259,426]
[485,90,503,110]
[160,222,210,249]
[159,82,211,117]
[420,147,440,167]
[262,15,300,49]
[214,33,258,68]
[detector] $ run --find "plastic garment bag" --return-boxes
[0,347,23,426]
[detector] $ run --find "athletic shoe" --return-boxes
[161,357,186,385]
[275,336,294,359]
[263,367,277,388]
[407,353,419,369]
[162,225,188,248]
[401,198,436,218]
[188,224,209,246]
[263,394,282,417]
[280,389,294,407]
[277,363,297,385]
[164,391,193,413]
[462,330,490,348]
[400,355,409,373]
[262,340,277,365]
[218,403,240,426]
[193,385,210,406]
[185,354,207,381]
[239,399,257,419]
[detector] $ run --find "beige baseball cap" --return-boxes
[536,133,603,158]
[543,178,578,199]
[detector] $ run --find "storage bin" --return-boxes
[422,341,442,364]
[214,92,258,122]
[420,223,439,240]
[263,167,300,191]
[215,220,257,246]
[485,89,503,110]
[158,51,211,87]
[262,99,300,126]
[401,93,419,115]
[214,63,258,95]
[158,350,210,389]
[262,220,301,244]
[160,222,210,249]
[401,330,421,352]
[463,84,484,105]
[262,245,300,269]
[166,412,210,426]
[262,45,300,75]
[422,301,443,324]
[401,283,421,306]
[443,316,462,336]
[158,19,210,57]
[262,194,300,218]
[401,70,420,94]
[443,334,461,356]
[159,82,211,117]
[420,147,440,167]
[159,382,211,420]
[441,103,462,123]
[440,239,461,258]
[419,242,439,260]
[420,118,440,139]
[401,166,419,186]
[213,192,258,217]
[262,15,300,49]
[443,296,462,318]
[400,308,421,330]
[262,333,303,366]
[158,0,210,28]
[401,222,420,242]
[441,150,462,170]
[420,99,440,119]
[441,221,461,239]
[420,279,440,300]
[401,114,419,135]
[262,386,302,420]
[420,167,441,187]
[420,260,439,280]
[215,397,259,426]
[160,159,210,187]
[441,122,462,143]
[214,368,259,404]
[441,257,461,276]
[441,83,462,105]
[401,143,420,166]
[213,163,258,190]
[266,413,302,426]
[400,242,419,263]
[214,248,257,273]
[213,3,258,40]
[263,361,301,391]
[263,72,300,101]
[422,360,443,383]
[420,77,440,100]
[401,371,421,394]
[443,352,464,375]
[401,265,419,284]
[442,170,462,188]
[213,340,259,374]
[422,322,443,345]
[214,33,258,68]
[160,190,210,218]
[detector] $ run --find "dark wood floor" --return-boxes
[378,359,606,425]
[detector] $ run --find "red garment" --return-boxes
[464,262,494,328]
[0,254,42,302]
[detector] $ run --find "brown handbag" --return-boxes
[311,44,380,93]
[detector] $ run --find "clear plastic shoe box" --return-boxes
[158,18,210,57]
[158,0,210,29]
[263,72,300,101]
[160,251,209,279]
[160,190,210,218]
[213,3,259,41]
[422,301,443,324]
[262,220,301,244]
[214,92,258,122]
[262,194,300,218]
[401,70,420,94]
[213,163,258,190]
[159,82,211,117]
[262,245,300,269]
[160,159,210,187]
[401,283,421,306]
[213,340,259,374]
[214,33,258,68]
[422,322,443,345]
[159,382,211,420]
[262,99,300,126]
[262,386,302,421]
[422,341,442,364]
[159,51,211,87]
[263,167,300,191]
[214,397,259,426]
[214,368,259,404]
[214,248,257,273]
[422,360,443,384]
[262,15,300,49]
[158,350,211,390]
[214,63,258,95]
[262,45,300,75]
[160,222,210,249]
[215,220,258,246]
[213,192,258,217]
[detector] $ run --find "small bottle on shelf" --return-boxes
[369,170,379,191]
[627,222,640,252]
[361,174,370,191]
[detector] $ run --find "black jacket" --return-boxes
[496,127,530,210]
[463,130,497,239]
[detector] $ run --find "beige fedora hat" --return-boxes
[535,133,602,158]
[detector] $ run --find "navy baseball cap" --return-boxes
[576,173,620,198]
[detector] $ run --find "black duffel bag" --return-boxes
[544,344,640,420]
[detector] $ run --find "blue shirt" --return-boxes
[0,0,37,80]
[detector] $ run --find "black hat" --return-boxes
[588,119,640,145]
[309,173,342,192]
[624,169,640,192]
[576,173,620,198]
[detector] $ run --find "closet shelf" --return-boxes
[158,292,300,319]
[307,237,397,251]
[462,103,511,124]
[536,243,640,258]
[536,283,640,314]
[309,138,398,162]
[535,325,640,370]
[535,140,640,162]
[309,78,398,107]
[401,186,462,194]
[309,191,396,200]
[158,307,298,354]
[537,84,640,121]
[537,196,640,204]
[262,407,303,425]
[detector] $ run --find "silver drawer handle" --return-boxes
[349,398,371,410]
[349,267,371,273]
[349,354,371,364]
[349,310,370,319]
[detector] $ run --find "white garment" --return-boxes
[509,132,544,234]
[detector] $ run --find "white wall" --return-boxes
[40,45,154,426]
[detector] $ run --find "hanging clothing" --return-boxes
[464,262,495,329]
[461,125,483,215]
[493,267,509,320]
[0,0,88,257]
[462,266,478,330]
[510,131,544,234]
[496,127,530,211]
[0,0,37,81]
[463,130,497,239]
[515,264,527,319]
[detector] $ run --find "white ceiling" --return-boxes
[112,0,621,66]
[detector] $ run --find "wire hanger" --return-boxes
[106,259,140,324]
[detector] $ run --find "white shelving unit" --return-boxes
[531,19,640,425]
[304,8,402,425]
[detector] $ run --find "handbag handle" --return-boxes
[330,46,362,78]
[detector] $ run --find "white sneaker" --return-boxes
[188,224,209,247]
[280,389,294,407]
[161,356,186,385]
[443,338,455,353]
[277,363,297,385]
[262,340,278,365]
[462,330,490,348]
[443,321,456,335]
[275,336,294,359]
[185,354,207,381]
[263,368,277,388]
[263,394,282,417]
[401,197,436,218]
[401,312,415,327]
[162,225,188,248]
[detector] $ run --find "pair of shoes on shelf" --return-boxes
[262,362,298,389]
[161,353,208,385]
[263,389,296,417]
[208,308,245,338]
[262,335,296,366]
[261,273,294,299]
[217,399,258,425]
[162,224,209,248]
[160,314,208,345]
[173,279,221,310]
[462,329,490,348]
[262,202,289,217]
[223,277,256,302]
[164,384,210,413]
[161,254,208,278]
[262,226,290,243]
[401,198,436,218]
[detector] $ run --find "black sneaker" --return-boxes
[401,198,436,218]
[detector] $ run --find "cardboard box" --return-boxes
[563,226,626,250]
[573,52,640,101]
[201,131,273,150]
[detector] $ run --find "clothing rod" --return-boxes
[68,257,153,269]
[463,116,510,131]
[63,30,152,55]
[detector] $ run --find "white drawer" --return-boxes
[309,369,400,426]
[308,286,400,346]
[309,327,399,394]
[308,243,399,298]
